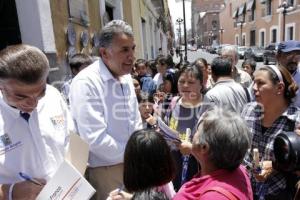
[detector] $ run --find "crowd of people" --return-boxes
[1,19,300,200]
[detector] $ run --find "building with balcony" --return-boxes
[191,0,224,47]
[220,0,300,47]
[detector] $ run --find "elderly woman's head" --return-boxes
[253,65,298,105]
[192,108,250,171]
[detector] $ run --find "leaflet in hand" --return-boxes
[157,117,181,143]
[36,160,95,200]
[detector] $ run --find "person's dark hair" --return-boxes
[135,59,147,68]
[69,53,93,71]
[146,60,158,77]
[137,92,154,104]
[178,64,204,87]
[123,129,175,192]
[242,59,256,71]
[195,107,250,171]
[132,188,169,200]
[174,62,183,70]
[211,57,232,77]
[99,20,133,48]
[0,44,49,84]
[166,54,175,68]
[162,72,178,95]
[258,65,298,102]
[132,74,141,85]
[193,58,208,71]
[157,55,174,69]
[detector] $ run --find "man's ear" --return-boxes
[0,80,4,90]
[194,143,209,156]
[201,143,209,154]
[99,47,108,59]
[71,68,79,76]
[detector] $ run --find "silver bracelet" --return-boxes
[8,183,15,200]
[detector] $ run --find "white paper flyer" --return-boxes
[36,160,95,200]
[157,117,181,143]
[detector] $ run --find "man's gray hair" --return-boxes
[0,44,49,84]
[221,45,239,64]
[196,107,250,170]
[99,20,134,48]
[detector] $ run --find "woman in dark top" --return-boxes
[241,65,300,200]
[164,65,204,191]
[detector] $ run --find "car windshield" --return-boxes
[252,47,263,51]
[266,44,276,50]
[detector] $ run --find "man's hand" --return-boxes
[253,161,273,182]
[145,114,157,126]
[107,188,133,200]
[12,179,45,200]
[176,141,192,155]
[295,127,300,136]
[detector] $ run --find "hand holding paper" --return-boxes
[11,180,44,200]
[157,117,181,143]
[178,128,193,155]
[36,161,95,200]
[36,133,95,200]
[19,172,44,186]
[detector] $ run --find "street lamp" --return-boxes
[219,27,224,45]
[208,31,213,46]
[176,18,183,61]
[175,0,191,62]
[182,0,188,62]
[176,18,183,46]
[237,21,244,46]
[278,1,293,41]
[195,35,199,48]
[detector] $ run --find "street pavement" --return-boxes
[173,49,264,70]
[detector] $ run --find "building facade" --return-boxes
[0,0,173,86]
[220,0,300,47]
[191,0,224,47]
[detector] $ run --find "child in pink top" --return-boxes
[107,129,176,199]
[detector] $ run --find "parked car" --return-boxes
[188,44,197,51]
[207,46,217,54]
[244,46,264,62]
[217,44,231,55]
[238,46,247,59]
[263,43,278,64]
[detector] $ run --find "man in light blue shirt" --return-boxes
[200,57,248,115]
[69,20,142,200]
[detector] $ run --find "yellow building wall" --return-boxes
[123,0,143,59]
[49,0,101,63]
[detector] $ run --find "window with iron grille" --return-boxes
[287,26,294,40]
[260,31,265,47]
[250,30,256,46]
[287,0,294,6]
[271,29,277,43]
[266,0,272,16]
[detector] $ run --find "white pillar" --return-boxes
[15,0,56,53]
